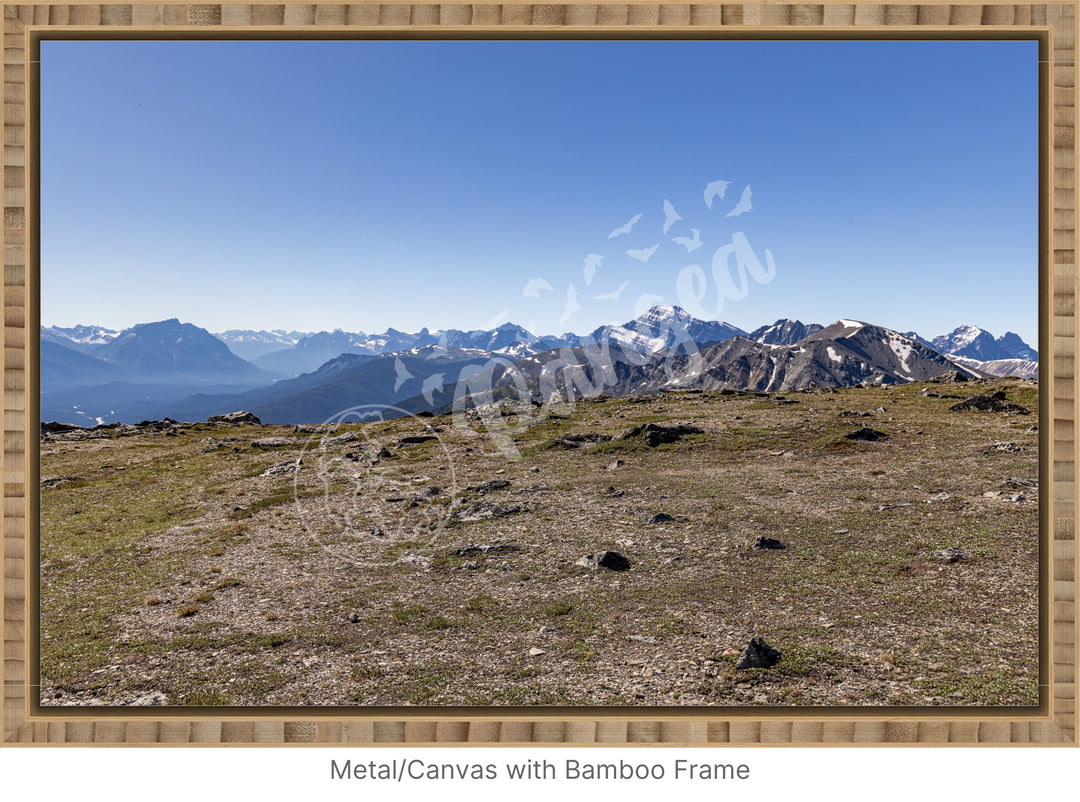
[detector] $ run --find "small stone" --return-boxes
[736,636,782,669]
[752,536,786,550]
[649,513,674,524]
[603,487,625,498]
[833,529,849,535]
[261,458,302,476]
[376,446,393,459]
[576,551,631,572]
[528,647,545,657]
[628,635,659,644]
[845,426,888,442]
[607,459,624,470]
[348,612,361,624]
[530,466,541,473]
[937,546,967,563]
[400,435,437,445]
[467,479,511,493]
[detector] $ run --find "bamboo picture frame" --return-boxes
[1,0,1076,746]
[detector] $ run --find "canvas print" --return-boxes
[38,39,1039,707]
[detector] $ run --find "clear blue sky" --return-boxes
[41,39,1038,344]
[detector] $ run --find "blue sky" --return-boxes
[41,39,1038,344]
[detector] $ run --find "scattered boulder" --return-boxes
[398,554,431,569]
[375,446,394,459]
[550,433,613,449]
[41,476,79,488]
[736,636,782,669]
[985,441,1022,453]
[451,500,521,524]
[208,411,261,425]
[261,458,302,476]
[453,543,519,557]
[619,423,704,447]
[467,479,511,494]
[41,421,85,434]
[936,546,968,563]
[251,437,293,448]
[1003,476,1037,488]
[838,410,872,418]
[845,427,888,442]
[576,551,631,572]
[948,392,1029,414]
[752,536,786,550]
[930,370,969,383]
[648,513,674,524]
[321,432,359,447]
[399,435,437,445]
[604,487,626,498]
[607,459,624,470]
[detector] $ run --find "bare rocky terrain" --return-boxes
[39,377,1039,707]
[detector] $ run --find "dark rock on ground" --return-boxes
[752,536,786,550]
[576,551,631,571]
[41,421,86,436]
[845,427,888,442]
[376,446,394,459]
[399,435,438,445]
[649,513,674,524]
[948,392,1029,414]
[985,441,1022,453]
[619,423,705,447]
[607,459,624,470]
[604,487,626,498]
[468,479,511,493]
[208,411,261,425]
[736,636,782,669]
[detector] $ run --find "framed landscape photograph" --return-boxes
[2,1,1076,748]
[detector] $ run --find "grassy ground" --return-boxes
[39,378,1039,707]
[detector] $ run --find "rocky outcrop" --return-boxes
[208,411,261,425]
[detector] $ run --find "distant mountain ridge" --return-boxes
[41,309,1038,424]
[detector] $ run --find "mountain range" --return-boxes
[40,308,1038,425]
